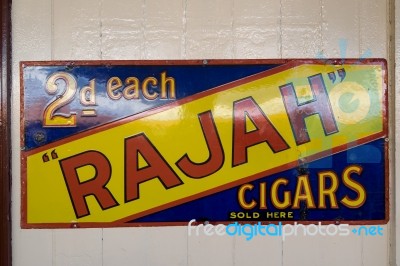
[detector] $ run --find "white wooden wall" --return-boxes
[12,0,393,265]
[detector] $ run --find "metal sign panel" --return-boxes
[20,59,388,228]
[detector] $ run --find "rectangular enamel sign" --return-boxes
[20,59,388,228]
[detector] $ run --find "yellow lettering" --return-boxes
[107,77,123,100]
[142,77,158,100]
[80,79,96,106]
[161,71,176,99]
[318,171,339,208]
[123,77,139,100]
[271,178,291,209]
[293,175,316,208]
[340,165,366,208]
[237,184,257,209]
[259,182,267,209]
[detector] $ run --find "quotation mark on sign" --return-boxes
[42,149,58,163]
[327,68,346,84]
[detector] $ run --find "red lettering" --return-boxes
[125,133,182,202]
[280,74,338,145]
[59,150,118,218]
[176,111,224,178]
[232,97,289,166]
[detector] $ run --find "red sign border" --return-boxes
[20,59,389,228]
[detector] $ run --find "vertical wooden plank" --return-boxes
[360,0,391,264]
[230,1,277,263]
[54,229,103,266]
[188,231,235,266]
[281,0,322,58]
[0,0,11,264]
[52,1,104,265]
[53,0,102,60]
[143,0,184,59]
[359,0,387,58]
[359,33,390,261]
[12,0,53,265]
[12,231,53,266]
[282,226,363,266]
[101,0,144,60]
[102,0,185,60]
[234,234,282,266]
[281,3,357,265]
[103,227,188,266]
[321,0,359,58]
[185,0,234,59]
[362,226,388,266]
[233,0,280,58]
[184,0,237,257]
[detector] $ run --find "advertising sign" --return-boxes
[20,59,388,228]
